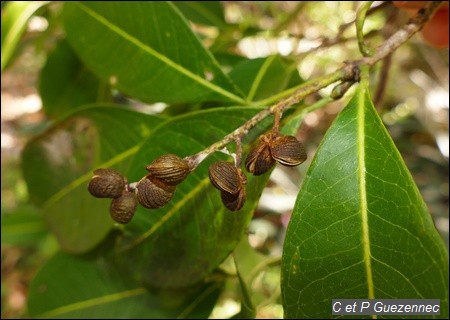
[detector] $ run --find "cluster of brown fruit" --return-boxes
[208,132,307,211]
[87,168,136,224]
[88,132,306,223]
[88,154,190,224]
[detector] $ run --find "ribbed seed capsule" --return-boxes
[146,154,190,186]
[88,168,126,198]
[245,141,275,176]
[208,161,242,194]
[110,191,137,224]
[209,161,247,211]
[270,135,307,166]
[221,188,246,211]
[136,175,176,209]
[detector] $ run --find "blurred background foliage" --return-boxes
[1,1,448,318]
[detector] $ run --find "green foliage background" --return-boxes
[1,2,448,319]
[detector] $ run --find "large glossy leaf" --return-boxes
[28,251,222,318]
[62,2,244,104]
[22,106,162,253]
[228,55,301,102]
[112,107,276,289]
[39,39,105,119]
[1,1,49,71]
[281,86,449,318]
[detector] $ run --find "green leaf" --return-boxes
[28,251,222,318]
[39,39,106,119]
[22,106,162,253]
[1,1,49,71]
[1,206,47,246]
[113,107,275,288]
[281,86,449,318]
[228,55,301,102]
[62,2,244,104]
[173,2,226,28]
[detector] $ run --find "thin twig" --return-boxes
[362,1,442,67]
[187,71,344,168]
[373,52,393,109]
[234,136,243,167]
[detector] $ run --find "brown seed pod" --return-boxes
[110,191,138,224]
[245,142,276,176]
[136,175,176,209]
[245,134,276,176]
[146,154,190,186]
[209,161,247,211]
[208,161,244,194]
[221,188,246,211]
[88,168,126,199]
[270,135,307,166]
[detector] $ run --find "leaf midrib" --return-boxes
[36,287,147,318]
[357,87,375,302]
[75,2,245,105]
